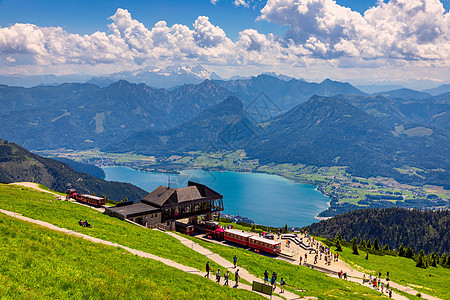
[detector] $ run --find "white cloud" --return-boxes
[233,0,250,7]
[259,0,450,61]
[0,3,448,84]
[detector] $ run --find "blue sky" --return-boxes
[0,0,449,87]
[0,0,400,39]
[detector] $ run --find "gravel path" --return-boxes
[0,208,278,299]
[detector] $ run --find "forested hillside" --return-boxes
[0,139,147,202]
[306,208,449,254]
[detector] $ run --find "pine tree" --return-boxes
[398,244,405,257]
[446,255,450,267]
[405,245,415,259]
[365,252,369,260]
[373,238,380,251]
[284,224,288,233]
[336,233,343,242]
[350,237,357,246]
[352,243,359,255]
[440,253,447,266]
[336,240,343,252]
[366,239,372,249]
[359,238,366,248]
[382,243,390,251]
[416,250,428,269]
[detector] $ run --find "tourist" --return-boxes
[205,261,210,278]
[270,272,276,291]
[216,269,221,284]
[389,289,392,298]
[78,219,83,226]
[264,270,269,284]
[363,274,366,284]
[386,271,390,281]
[235,269,240,287]
[224,271,229,286]
[343,272,347,280]
[379,271,382,279]
[381,282,384,293]
[85,219,90,227]
[280,277,286,293]
[233,255,237,268]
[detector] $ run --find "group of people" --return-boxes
[78,219,91,227]
[362,271,393,298]
[263,270,286,293]
[204,255,241,287]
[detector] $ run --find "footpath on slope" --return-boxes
[165,231,303,300]
[9,182,441,300]
[0,208,277,300]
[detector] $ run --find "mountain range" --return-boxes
[0,139,147,202]
[0,75,370,150]
[1,74,449,188]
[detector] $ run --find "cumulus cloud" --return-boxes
[0,3,448,81]
[260,0,450,61]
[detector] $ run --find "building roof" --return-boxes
[107,202,160,219]
[249,235,281,246]
[224,229,254,238]
[141,181,222,208]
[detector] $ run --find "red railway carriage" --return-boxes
[75,194,106,206]
[204,221,224,239]
[249,235,281,254]
[224,229,281,254]
[66,189,105,206]
[175,221,194,235]
[224,229,253,246]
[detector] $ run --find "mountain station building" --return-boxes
[104,181,224,230]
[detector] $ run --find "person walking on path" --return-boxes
[224,271,229,286]
[233,255,237,268]
[205,261,210,278]
[387,271,390,281]
[216,269,221,284]
[234,269,240,287]
[264,270,269,284]
[280,277,286,294]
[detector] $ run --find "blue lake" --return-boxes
[103,167,329,227]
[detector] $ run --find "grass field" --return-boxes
[0,214,259,299]
[0,184,219,272]
[183,235,385,299]
[323,241,450,299]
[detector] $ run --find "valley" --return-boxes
[37,148,450,218]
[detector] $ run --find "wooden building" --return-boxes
[104,181,223,229]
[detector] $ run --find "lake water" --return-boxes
[103,167,329,227]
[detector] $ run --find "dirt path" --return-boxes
[9,182,105,213]
[0,208,278,300]
[165,231,301,299]
[10,182,62,198]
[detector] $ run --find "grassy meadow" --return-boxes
[332,243,450,299]
[0,184,219,272]
[0,214,259,299]
[182,235,385,299]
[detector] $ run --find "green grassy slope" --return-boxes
[332,243,450,299]
[0,214,259,299]
[183,235,384,299]
[0,184,217,272]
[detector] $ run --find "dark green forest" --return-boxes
[306,208,449,254]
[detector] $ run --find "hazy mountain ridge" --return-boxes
[0,139,147,202]
[0,80,232,150]
[104,96,257,155]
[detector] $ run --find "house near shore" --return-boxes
[104,181,224,230]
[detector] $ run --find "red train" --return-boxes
[66,189,105,207]
[204,221,224,239]
[175,221,194,235]
[223,229,281,254]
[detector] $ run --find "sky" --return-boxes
[0,0,449,87]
